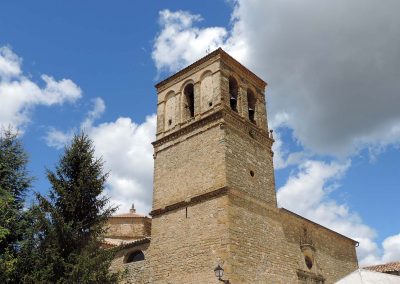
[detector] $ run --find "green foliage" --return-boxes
[0,186,12,242]
[0,128,31,208]
[64,242,120,283]
[19,133,119,283]
[0,128,32,282]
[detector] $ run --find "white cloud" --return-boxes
[357,237,381,266]
[152,1,400,158]
[0,46,21,78]
[277,160,350,214]
[80,97,106,130]
[40,75,81,105]
[231,0,400,157]
[45,98,157,215]
[0,46,82,130]
[276,160,400,266]
[272,130,307,170]
[358,232,400,266]
[382,233,400,263]
[45,97,105,149]
[89,115,156,215]
[44,128,74,150]
[152,10,229,73]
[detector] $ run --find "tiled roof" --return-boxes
[103,238,138,247]
[103,237,151,248]
[109,212,148,218]
[109,204,150,219]
[365,262,400,272]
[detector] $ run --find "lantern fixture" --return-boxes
[214,265,230,283]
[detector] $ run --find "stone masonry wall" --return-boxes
[110,242,150,284]
[228,193,294,283]
[228,192,358,283]
[280,210,358,283]
[106,218,151,239]
[224,118,276,206]
[148,195,230,284]
[152,122,226,209]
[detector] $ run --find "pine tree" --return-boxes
[0,128,32,283]
[20,133,119,283]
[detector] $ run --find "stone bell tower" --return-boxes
[148,48,277,283]
[108,48,358,283]
[151,49,275,210]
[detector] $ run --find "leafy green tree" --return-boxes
[20,133,119,283]
[0,128,32,282]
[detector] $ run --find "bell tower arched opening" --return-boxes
[184,83,195,118]
[247,89,256,124]
[229,76,238,112]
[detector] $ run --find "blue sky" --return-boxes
[1,1,399,266]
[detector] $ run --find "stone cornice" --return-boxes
[228,187,278,210]
[153,108,274,153]
[155,48,266,92]
[152,109,224,149]
[150,187,229,217]
[150,186,279,219]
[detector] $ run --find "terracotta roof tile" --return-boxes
[103,237,151,248]
[109,212,148,218]
[365,262,400,272]
[103,238,137,247]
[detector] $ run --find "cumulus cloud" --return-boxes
[0,46,22,78]
[0,46,82,130]
[232,0,400,157]
[276,160,400,266]
[152,1,400,158]
[272,131,307,170]
[45,98,156,215]
[381,233,400,263]
[44,128,74,150]
[152,10,229,73]
[89,115,156,215]
[80,97,106,130]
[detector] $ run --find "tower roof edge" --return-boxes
[154,48,266,91]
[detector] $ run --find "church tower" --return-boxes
[148,49,276,283]
[145,48,358,283]
[152,48,275,210]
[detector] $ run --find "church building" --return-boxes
[106,48,359,283]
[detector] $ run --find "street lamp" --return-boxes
[214,265,230,284]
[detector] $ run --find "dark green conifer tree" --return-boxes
[0,128,32,283]
[20,133,119,283]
